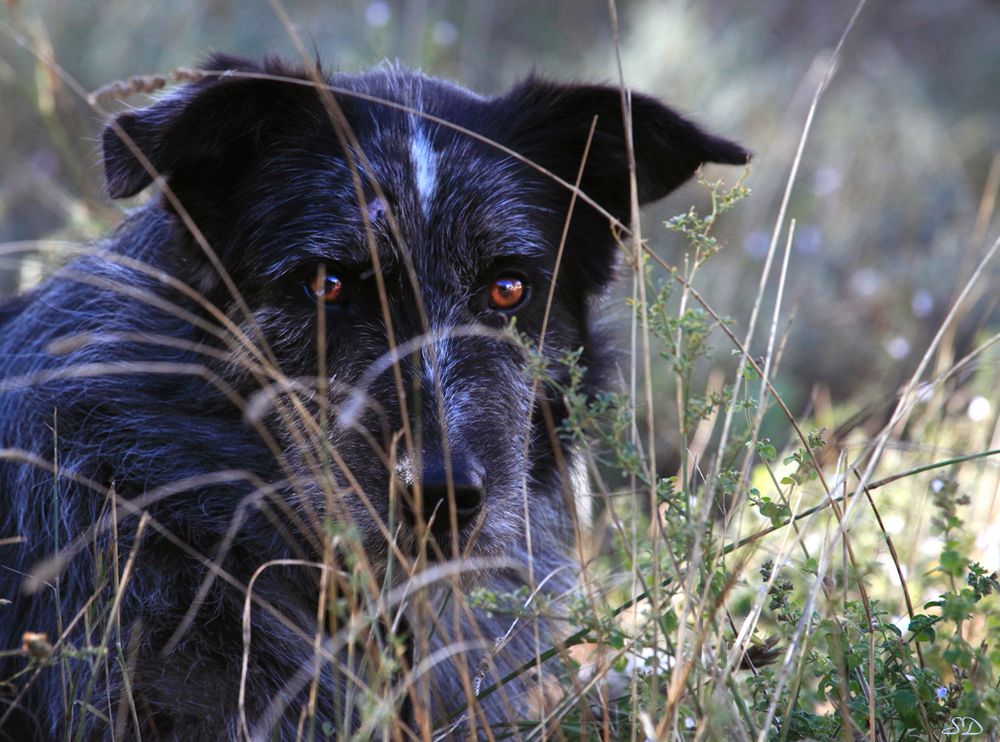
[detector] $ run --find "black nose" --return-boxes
[405,453,484,534]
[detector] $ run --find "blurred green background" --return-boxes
[1,0,998,463]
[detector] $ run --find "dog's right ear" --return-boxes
[101,54,315,200]
[495,77,748,224]
[491,77,747,293]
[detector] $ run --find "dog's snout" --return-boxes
[402,453,485,533]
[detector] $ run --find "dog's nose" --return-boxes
[405,453,484,533]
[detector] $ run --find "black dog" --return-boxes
[0,54,745,739]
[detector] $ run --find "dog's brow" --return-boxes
[262,235,396,278]
[497,243,546,258]
[478,235,548,262]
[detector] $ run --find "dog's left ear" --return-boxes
[497,78,748,224]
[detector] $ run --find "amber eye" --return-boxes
[306,273,346,304]
[488,276,526,311]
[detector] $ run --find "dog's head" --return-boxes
[101,55,747,568]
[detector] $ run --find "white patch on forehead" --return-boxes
[410,120,437,216]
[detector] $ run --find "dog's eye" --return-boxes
[488,276,526,311]
[305,273,347,305]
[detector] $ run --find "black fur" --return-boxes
[0,54,746,739]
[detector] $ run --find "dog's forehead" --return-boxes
[348,73,522,210]
[327,71,548,264]
[242,70,551,278]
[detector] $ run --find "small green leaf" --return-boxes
[940,549,967,577]
[908,614,937,642]
[757,440,777,461]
